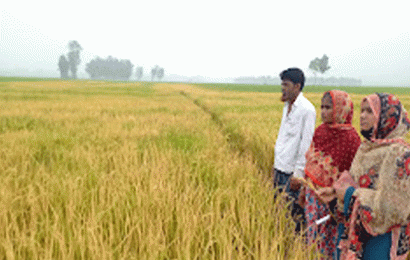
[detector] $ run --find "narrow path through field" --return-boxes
[177,86,274,180]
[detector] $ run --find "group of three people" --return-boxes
[273,68,410,260]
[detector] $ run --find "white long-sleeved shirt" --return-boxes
[274,93,316,176]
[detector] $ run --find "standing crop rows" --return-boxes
[0,81,322,259]
[3,81,409,260]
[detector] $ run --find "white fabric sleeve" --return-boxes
[293,168,305,178]
[294,109,316,172]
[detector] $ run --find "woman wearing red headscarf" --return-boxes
[302,90,361,259]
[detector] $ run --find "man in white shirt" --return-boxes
[272,67,316,231]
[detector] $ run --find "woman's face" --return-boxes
[360,99,377,131]
[321,94,333,124]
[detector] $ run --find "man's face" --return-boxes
[280,79,300,102]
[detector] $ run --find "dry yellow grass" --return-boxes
[0,81,321,259]
[2,80,408,259]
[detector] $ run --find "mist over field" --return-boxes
[1,9,409,87]
[2,1,410,257]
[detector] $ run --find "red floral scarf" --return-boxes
[305,90,361,187]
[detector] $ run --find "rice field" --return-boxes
[0,79,409,259]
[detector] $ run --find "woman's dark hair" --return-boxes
[280,68,305,91]
[322,91,333,104]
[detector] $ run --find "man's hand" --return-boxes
[271,167,277,181]
[289,177,302,191]
[296,187,306,207]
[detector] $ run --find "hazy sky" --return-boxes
[1,0,410,86]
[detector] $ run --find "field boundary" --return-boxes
[194,82,410,95]
[179,90,274,180]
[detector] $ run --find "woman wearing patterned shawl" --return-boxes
[333,93,410,260]
[302,90,361,259]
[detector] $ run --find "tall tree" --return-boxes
[151,65,159,81]
[136,66,143,81]
[156,67,164,81]
[58,55,69,79]
[309,57,320,85]
[67,40,83,79]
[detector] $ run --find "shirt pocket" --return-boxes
[285,119,299,136]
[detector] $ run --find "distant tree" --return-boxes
[136,66,143,81]
[85,56,103,79]
[85,56,134,80]
[309,54,331,85]
[151,65,159,81]
[58,55,69,79]
[309,57,320,85]
[106,56,117,79]
[119,59,134,80]
[309,58,319,75]
[157,67,164,81]
[67,40,83,79]
[317,54,331,75]
[265,75,272,85]
[261,76,268,85]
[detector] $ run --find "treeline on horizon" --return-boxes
[234,75,362,86]
[58,41,164,81]
[85,56,134,81]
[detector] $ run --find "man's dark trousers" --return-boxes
[273,168,306,233]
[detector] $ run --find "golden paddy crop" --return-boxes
[1,80,408,259]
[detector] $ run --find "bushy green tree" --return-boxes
[85,56,134,80]
[309,54,331,85]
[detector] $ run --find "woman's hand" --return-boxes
[316,187,336,204]
[333,180,351,202]
[333,170,357,202]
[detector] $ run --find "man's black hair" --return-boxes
[280,68,305,91]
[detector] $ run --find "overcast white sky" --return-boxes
[1,0,410,86]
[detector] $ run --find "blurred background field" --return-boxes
[0,78,409,259]
[195,82,410,95]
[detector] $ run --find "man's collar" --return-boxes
[290,92,303,107]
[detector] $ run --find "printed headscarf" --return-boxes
[305,90,361,187]
[328,90,355,127]
[362,93,410,142]
[339,93,410,260]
